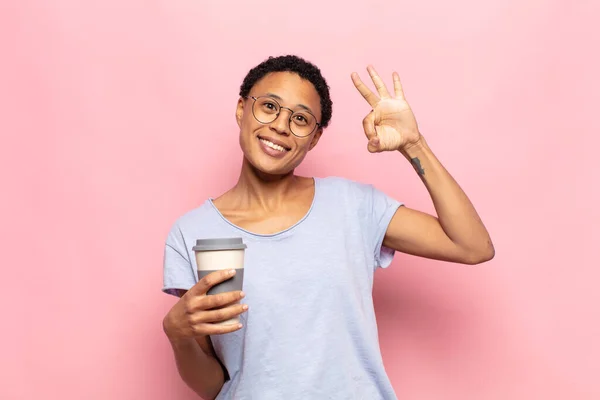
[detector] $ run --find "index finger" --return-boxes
[192,269,237,296]
[351,72,379,108]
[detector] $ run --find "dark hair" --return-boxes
[239,55,333,128]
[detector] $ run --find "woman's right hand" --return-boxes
[163,269,248,341]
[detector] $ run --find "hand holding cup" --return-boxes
[163,269,248,340]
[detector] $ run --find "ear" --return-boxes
[236,97,245,128]
[308,127,323,151]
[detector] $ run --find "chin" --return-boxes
[246,147,309,176]
[248,156,295,176]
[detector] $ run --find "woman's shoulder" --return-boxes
[316,175,375,194]
[168,199,218,231]
[312,176,381,212]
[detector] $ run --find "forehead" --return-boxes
[250,72,321,118]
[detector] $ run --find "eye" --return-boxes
[260,100,279,113]
[292,113,310,126]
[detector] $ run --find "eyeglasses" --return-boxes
[246,96,320,138]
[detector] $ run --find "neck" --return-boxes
[231,157,302,210]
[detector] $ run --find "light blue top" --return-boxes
[163,176,403,399]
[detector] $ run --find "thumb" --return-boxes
[367,136,381,153]
[363,111,383,153]
[362,112,380,153]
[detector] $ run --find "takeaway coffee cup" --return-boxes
[193,238,247,325]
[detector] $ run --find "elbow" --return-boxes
[463,243,495,265]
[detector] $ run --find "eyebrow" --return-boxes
[265,92,314,114]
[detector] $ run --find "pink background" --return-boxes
[2,1,599,399]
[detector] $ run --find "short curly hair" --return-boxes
[239,55,333,128]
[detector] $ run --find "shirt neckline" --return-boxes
[207,177,320,239]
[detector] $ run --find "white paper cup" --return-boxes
[193,238,246,325]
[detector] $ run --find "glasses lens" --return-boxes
[253,97,280,124]
[290,112,317,137]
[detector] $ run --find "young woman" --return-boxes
[162,55,494,400]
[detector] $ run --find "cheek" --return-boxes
[289,143,312,160]
[238,116,252,139]
[239,118,259,150]
[239,128,252,150]
[241,112,259,134]
[299,142,312,152]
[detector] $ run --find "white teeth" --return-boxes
[260,138,287,152]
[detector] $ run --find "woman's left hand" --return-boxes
[351,65,422,153]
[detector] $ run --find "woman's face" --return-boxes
[236,72,323,176]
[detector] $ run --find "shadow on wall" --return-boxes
[373,255,489,374]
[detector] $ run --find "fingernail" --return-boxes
[240,291,245,298]
[229,269,236,275]
[242,304,249,310]
[237,324,243,329]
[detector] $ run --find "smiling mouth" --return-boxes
[258,137,291,152]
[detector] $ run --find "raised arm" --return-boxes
[352,66,494,265]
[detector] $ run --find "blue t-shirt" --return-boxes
[163,176,403,399]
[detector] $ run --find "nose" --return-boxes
[269,108,293,136]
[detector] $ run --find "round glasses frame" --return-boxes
[246,96,321,138]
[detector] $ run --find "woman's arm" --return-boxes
[383,137,494,264]
[163,271,247,399]
[166,333,225,400]
[351,66,494,264]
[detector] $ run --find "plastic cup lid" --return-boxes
[192,238,247,252]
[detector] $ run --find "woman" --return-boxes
[162,55,494,399]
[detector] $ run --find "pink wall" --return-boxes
[2,1,599,398]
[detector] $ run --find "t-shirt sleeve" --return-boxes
[365,184,403,269]
[162,222,197,296]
